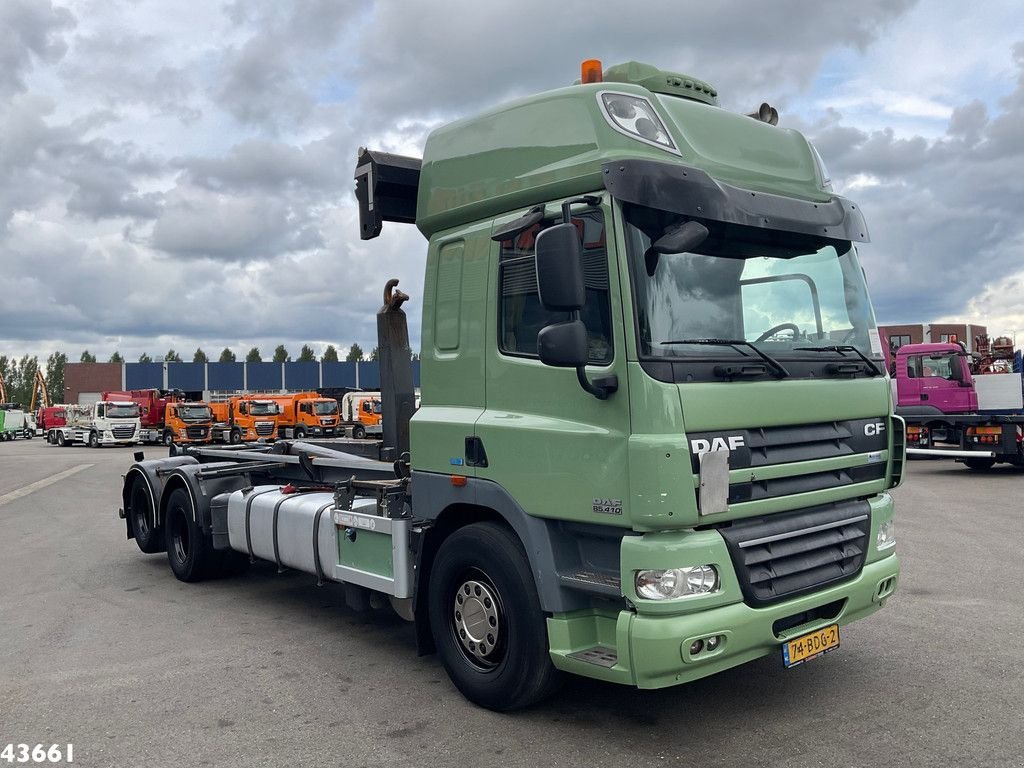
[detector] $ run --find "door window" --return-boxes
[498,209,612,364]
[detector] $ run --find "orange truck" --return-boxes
[262,391,341,439]
[340,391,382,439]
[209,396,280,444]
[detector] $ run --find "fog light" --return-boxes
[705,635,721,651]
[876,520,896,551]
[635,565,720,600]
[689,639,704,655]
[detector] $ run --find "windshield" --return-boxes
[178,405,212,421]
[314,401,338,415]
[107,404,140,419]
[625,210,879,367]
[249,402,276,416]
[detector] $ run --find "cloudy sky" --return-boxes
[1,0,1022,362]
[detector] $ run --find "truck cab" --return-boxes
[340,392,382,439]
[893,343,976,415]
[360,60,901,698]
[163,402,214,445]
[216,396,279,443]
[267,392,341,439]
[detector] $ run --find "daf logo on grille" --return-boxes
[690,435,745,456]
[865,422,885,436]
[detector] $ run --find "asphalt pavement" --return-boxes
[1,439,1021,768]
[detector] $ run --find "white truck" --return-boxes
[339,391,383,439]
[48,401,141,447]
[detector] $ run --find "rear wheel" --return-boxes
[963,456,996,471]
[428,522,561,711]
[56,432,67,447]
[128,476,164,553]
[165,488,218,582]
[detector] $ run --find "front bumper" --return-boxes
[630,554,898,687]
[550,554,899,688]
[549,492,900,688]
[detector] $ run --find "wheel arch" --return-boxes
[410,471,607,653]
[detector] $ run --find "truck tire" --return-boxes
[230,428,241,445]
[24,429,32,440]
[165,488,218,582]
[128,476,164,554]
[56,432,66,447]
[963,456,996,471]
[428,522,561,711]
[88,431,99,448]
[295,426,306,439]
[162,430,174,446]
[353,425,365,439]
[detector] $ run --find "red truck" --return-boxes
[103,389,214,446]
[37,406,68,440]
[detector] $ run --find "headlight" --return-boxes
[635,565,720,600]
[598,92,679,154]
[876,520,896,551]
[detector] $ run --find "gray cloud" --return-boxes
[0,0,75,99]
[803,44,1024,324]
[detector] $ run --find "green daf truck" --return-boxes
[117,60,902,710]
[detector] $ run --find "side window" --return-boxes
[907,356,923,378]
[498,209,612,364]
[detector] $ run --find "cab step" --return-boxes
[568,646,618,668]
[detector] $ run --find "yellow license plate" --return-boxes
[783,624,840,668]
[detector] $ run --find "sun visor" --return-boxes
[602,159,869,243]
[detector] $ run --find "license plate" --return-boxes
[782,624,840,668]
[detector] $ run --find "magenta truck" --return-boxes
[891,342,1024,469]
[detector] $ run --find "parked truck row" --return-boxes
[117,59,902,710]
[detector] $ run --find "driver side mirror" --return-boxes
[538,320,589,368]
[535,223,584,311]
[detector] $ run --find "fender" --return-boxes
[161,462,253,534]
[122,455,199,538]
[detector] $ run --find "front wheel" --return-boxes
[88,431,99,448]
[428,522,560,711]
[56,432,67,447]
[229,428,241,445]
[162,430,174,446]
[294,426,306,439]
[963,456,996,471]
[352,424,365,439]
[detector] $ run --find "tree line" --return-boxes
[1,344,419,407]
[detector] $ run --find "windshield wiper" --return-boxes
[659,338,790,379]
[793,345,884,376]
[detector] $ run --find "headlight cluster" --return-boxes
[635,565,719,600]
[876,520,896,551]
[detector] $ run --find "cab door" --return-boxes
[473,197,631,527]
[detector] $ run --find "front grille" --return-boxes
[255,422,274,436]
[186,425,208,439]
[112,425,135,439]
[690,418,888,504]
[718,500,871,607]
